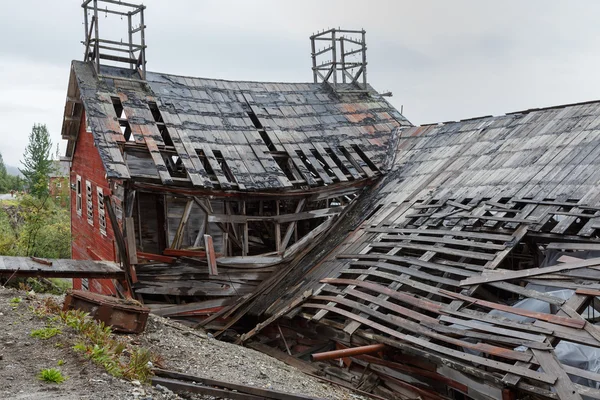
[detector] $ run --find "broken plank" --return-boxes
[460,257,600,286]
[440,290,586,329]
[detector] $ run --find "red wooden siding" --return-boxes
[70,111,117,295]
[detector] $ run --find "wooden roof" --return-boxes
[237,100,600,399]
[62,61,409,191]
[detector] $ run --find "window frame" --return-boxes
[86,180,93,226]
[76,175,82,216]
[97,187,107,236]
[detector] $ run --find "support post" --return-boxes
[331,30,337,86]
[93,0,100,74]
[139,6,146,79]
[127,13,133,69]
[311,35,317,83]
[361,29,367,89]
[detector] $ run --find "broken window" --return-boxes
[86,180,93,226]
[76,175,82,216]
[97,187,106,236]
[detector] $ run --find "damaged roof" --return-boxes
[62,61,409,191]
[239,100,600,399]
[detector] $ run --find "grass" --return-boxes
[31,327,62,340]
[9,297,21,305]
[33,298,159,382]
[38,368,67,384]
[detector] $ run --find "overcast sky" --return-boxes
[2,1,600,167]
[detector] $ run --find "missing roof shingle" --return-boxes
[148,102,174,146]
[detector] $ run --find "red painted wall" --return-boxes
[70,111,117,295]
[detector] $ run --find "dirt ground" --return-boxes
[0,286,358,399]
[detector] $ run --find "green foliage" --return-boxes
[9,297,21,308]
[20,124,53,198]
[0,194,70,260]
[57,359,65,366]
[38,368,67,384]
[30,301,157,382]
[31,326,62,340]
[0,153,24,192]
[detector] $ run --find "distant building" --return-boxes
[49,158,70,205]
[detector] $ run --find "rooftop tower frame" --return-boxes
[82,0,147,79]
[310,28,368,93]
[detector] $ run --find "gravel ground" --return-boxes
[0,287,358,399]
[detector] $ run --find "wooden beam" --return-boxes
[172,200,193,249]
[204,235,218,276]
[460,257,600,286]
[279,199,306,254]
[124,217,138,283]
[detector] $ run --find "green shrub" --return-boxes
[31,327,62,340]
[9,297,21,305]
[38,368,66,384]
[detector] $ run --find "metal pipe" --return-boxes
[311,343,384,361]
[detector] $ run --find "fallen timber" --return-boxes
[0,256,124,279]
[152,369,325,400]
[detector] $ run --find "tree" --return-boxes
[20,124,53,198]
[0,153,8,192]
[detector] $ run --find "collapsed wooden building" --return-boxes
[60,2,600,399]
[231,102,600,400]
[62,3,407,318]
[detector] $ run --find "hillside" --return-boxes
[0,286,356,400]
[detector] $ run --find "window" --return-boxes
[81,278,89,291]
[86,180,93,226]
[56,182,61,188]
[97,187,106,235]
[76,175,82,216]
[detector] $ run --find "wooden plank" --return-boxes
[279,199,306,253]
[151,377,263,400]
[282,143,318,186]
[0,257,124,279]
[239,290,312,343]
[299,143,333,185]
[438,316,546,343]
[347,260,461,287]
[172,199,193,249]
[198,143,232,189]
[576,287,600,297]
[137,252,176,263]
[302,303,556,384]
[460,257,600,286]
[380,234,507,251]
[440,290,586,329]
[204,235,218,276]
[310,295,532,362]
[547,242,600,251]
[313,142,348,182]
[370,241,496,261]
[366,228,513,242]
[153,369,326,400]
[124,217,138,283]
[531,349,583,400]
[118,93,174,185]
[322,278,443,313]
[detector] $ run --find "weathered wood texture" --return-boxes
[239,100,600,400]
[0,256,124,279]
[65,61,409,190]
